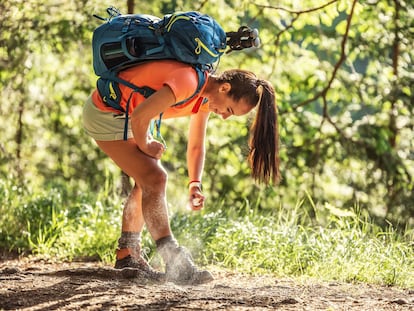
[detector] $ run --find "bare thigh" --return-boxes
[95,139,166,186]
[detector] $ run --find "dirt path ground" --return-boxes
[0,259,413,310]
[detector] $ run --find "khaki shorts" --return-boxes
[83,96,133,141]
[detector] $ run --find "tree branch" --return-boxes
[291,0,358,111]
[388,0,401,148]
[127,0,135,14]
[258,0,339,48]
[254,0,339,15]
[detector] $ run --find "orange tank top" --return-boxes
[91,60,209,119]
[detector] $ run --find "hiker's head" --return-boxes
[206,69,281,185]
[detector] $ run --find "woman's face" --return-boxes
[207,83,253,119]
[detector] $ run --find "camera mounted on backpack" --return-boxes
[226,26,261,53]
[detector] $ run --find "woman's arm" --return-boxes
[130,85,176,159]
[187,110,210,210]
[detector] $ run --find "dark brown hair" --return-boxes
[217,69,281,185]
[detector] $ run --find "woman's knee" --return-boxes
[135,166,168,190]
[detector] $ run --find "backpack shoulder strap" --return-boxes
[103,73,156,99]
[100,65,206,111]
[152,66,208,146]
[100,66,207,142]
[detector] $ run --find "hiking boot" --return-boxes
[115,248,165,282]
[159,245,214,285]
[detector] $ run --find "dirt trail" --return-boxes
[0,259,413,310]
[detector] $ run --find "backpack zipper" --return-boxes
[194,38,226,57]
[166,14,225,58]
[165,14,190,32]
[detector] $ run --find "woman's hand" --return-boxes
[189,186,205,211]
[131,85,176,158]
[139,135,165,159]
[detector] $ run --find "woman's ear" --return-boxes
[219,82,231,93]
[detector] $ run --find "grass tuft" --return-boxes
[1,180,413,288]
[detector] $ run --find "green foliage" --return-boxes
[0,0,413,287]
[172,199,414,288]
[1,0,413,225]
[3,180,412,287]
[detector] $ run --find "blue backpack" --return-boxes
[92,7,260,141]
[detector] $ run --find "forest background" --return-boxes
[0,0,413,288]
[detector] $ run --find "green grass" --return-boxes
[1,179,413,288]
[171,200,414,288]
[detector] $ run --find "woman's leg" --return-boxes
[96,138,171,241]
[121,184,144,232]
[116,185,145,264]
[95,138,213,284]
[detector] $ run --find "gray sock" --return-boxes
[155,235,178,249]
[156,235,180,263]
[117,231,141,250]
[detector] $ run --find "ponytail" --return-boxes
[216,70,281,185]
[248,80,281,185]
